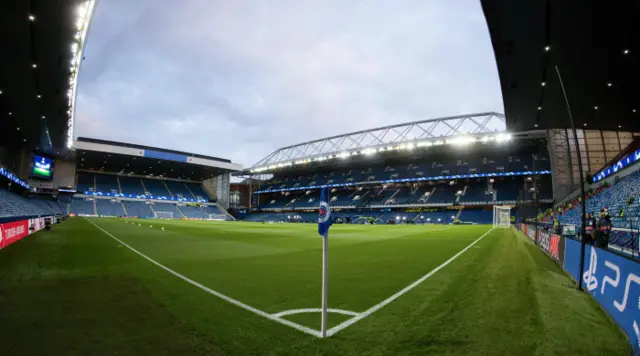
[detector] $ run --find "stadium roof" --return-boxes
[481,0,640,132]
[245,112,549,175]
[75,137,242,181]
[0,0,96,153]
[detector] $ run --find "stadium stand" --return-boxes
[122,201,154,218]
[96,174,119,194]
[165,181,194,199]
[96,199,126,217]
[70,198,96,216]
[150,203,182,218]
[142,178,170,196]
[0,189,50,217]
[77,172,95,192]
[543,169,640,252]
[77,172,213,203]
[119,176,145,195]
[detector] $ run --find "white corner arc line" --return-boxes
[272,308,359,318]
[326,227,495,337]
[84,218,322,338]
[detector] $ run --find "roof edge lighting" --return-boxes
[67,0,97,149]
[249,132,514,173]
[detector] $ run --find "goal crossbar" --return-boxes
[154,211,174,219]
[493,205,512,228]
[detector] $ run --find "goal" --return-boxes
[208,214,227,221]
[154,211,174,219]
[493,205,512,228]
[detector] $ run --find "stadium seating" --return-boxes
[96,199,126,216]
[427,185,459,205]
[141,178,170,196]
[71,198,96,215]
[179,205,207,219]
[119,176,145,195]
[96,174,120,194]
[550,169,640,252]
[77,172,95,192]
[0,190,50,217]
[414,211,454,224]
[458,209,493,224]
[165,181,194,199]
[558,170,640,230]
[187,183,210,201]
[259,154,551,191]
[122,201,153,218]
[459,183,492,204]
[494,180,520,203]
[28,198,65,215]
[77,173,212,201]
[150,202,182,218]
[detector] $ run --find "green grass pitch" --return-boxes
[0,217,630,355]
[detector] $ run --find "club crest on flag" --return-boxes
[318,187,333,237]
[318,201,331,223]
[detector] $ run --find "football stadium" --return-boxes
[1,1,639,355]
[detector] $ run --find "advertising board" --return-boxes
[564,239,640,354]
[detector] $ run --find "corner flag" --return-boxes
[318,187,332,237]
[318,187,332,337]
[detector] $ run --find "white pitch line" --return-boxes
[272,308,359,318]
[84,218,322,338]
[325,227,495,337]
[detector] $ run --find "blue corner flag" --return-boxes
[318,187,332,237]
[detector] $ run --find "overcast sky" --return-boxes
[75,0,503,169]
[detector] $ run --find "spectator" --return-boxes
[584,213,596,245]
[596,210,611,249]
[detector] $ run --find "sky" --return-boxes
[75,0,503,169]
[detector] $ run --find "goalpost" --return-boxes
[208,214,227,221]
[493,205,512,228]
[153,211,174,219]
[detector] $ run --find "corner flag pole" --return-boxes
[317,187,332,338]
[321,233,328,338]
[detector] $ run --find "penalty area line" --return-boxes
[326,227,495,337]
[84,218,323,338]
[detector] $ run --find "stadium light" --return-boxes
[66,0,97,148]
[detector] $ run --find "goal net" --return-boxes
[153,211,174,219]
[493,205,512,228]
[208,214,227,221]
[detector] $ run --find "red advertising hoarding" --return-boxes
[0,220,30,249]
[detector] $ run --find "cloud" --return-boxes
[75,0,503,169]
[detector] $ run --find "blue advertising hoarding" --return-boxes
[593,147,640,183]
[564,239,640,354]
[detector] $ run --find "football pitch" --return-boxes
[0,217,630,355]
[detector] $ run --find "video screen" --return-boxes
[32,154,53,180]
